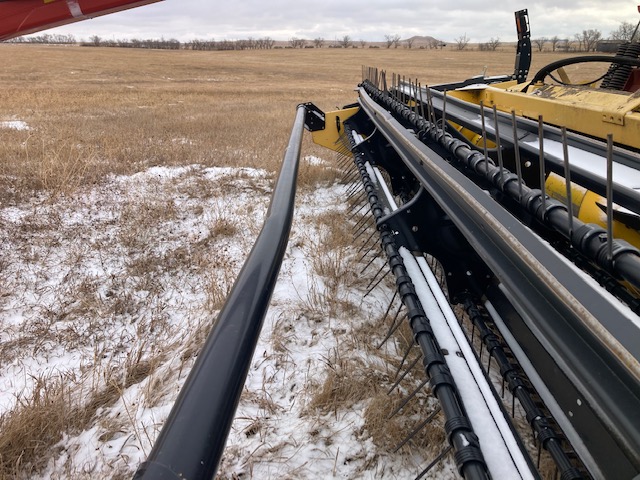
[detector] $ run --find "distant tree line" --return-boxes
[84,36,181,49]
[6,33,76,44]
[446,21,635,53]
[529,21,638,53]
[5,35,277,50]
[288,36,365,49]
[4,32,442,50]
[189,37,276,50]
[4,21,636,53]
[82,36,277,50]
[531,30,602,53]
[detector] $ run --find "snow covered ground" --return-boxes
[0,157,456,478]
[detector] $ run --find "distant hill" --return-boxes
[403,35,444,47]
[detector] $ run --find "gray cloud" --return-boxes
[47,0,637,43]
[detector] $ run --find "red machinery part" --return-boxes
[0,0,163,41]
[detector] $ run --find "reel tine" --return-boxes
[393,406,442,453]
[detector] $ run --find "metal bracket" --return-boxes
[377,186,490,301]
[513,9,531,83]
[299,102,325,132]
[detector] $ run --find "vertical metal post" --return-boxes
[606,134,614,261]
[480,101,489,176]
[492,105,504,185]
[538,115,546,213]
[426,86,436,126]
[511,110,524,201]
[561,127,574,240]
[441,91,448,131]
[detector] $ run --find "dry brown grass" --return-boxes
[295,161,473,477]
[0,346,162,479]
[296,158,343,189]
[304,197,447,468]
[0,44,576,204]
[313,209,357,250]
[0,164,253,477]
[364,391,446,455]
[305,298,448,465]
[0,375,72,479]
[205,264,237,312]
[307,351,387,415]
[0,44,581,478]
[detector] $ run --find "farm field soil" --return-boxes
[0,45,576,479]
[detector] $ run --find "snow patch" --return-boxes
[1,120,30,130]
[1,164,453,478]
[304,155,326,165]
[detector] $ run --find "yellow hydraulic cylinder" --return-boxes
[545,172,640,249]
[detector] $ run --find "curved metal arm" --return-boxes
[133,105,306,480]
[530,55,640,85]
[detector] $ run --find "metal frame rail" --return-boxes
[398,83,640,214]
[346,125,490,480]
[134,105,307,480]
[377,82,640,297]
[353,84,640,479]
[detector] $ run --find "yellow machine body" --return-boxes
[449,80,640,251]
[452,123,497,149]
[448,80,640,150]
[310,80,640,251]
[310,106,359,153]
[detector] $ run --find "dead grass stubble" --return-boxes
[0,45,575,204]
[0,349,158,479]
[0,45,579,478]
[0,164,259,478]
[0,314,220,479]
[304,204,447,468]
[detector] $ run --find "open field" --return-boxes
[0,45,580,199]
[0,45,580,479]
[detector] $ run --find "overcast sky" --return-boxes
[47,0,639,43]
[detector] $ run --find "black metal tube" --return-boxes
[346,124,490,480]
[133,106,306,480]
[530,55,640,85]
